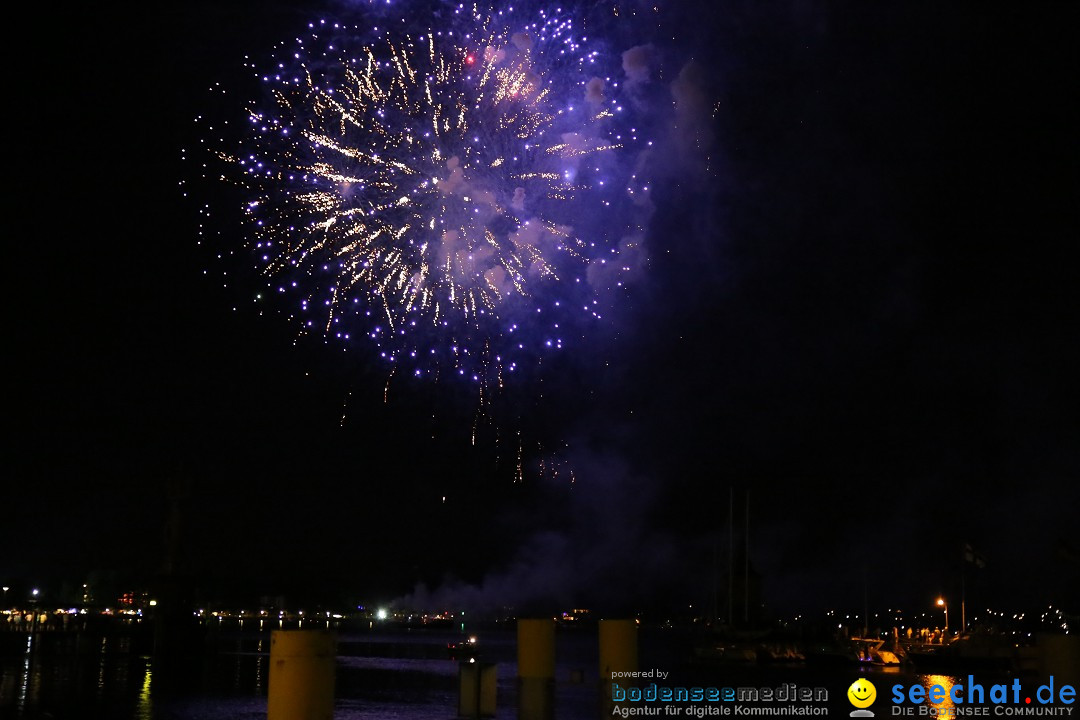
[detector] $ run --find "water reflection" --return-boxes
[0,626,989,720]
[254,638,265,694]
[916,674,958,714]
[97,635,108,698]
[135,661,153,720]
[2,631,159,718]
[16,635,32,714]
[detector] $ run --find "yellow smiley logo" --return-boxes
[847,678,877,709]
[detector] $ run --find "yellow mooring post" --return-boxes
[458,661,497,718]
[268,630,336,720]
[1037,634,1080,686]
[599,619,638,718]
[517,618,556,720]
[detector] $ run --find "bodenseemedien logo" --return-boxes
[609,681,830,715]
[848,678,877,717]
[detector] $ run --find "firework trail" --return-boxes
[192,3,652,400]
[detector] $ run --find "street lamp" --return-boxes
[2,587,8,606]
[936,597,948,634]
[28,588,41,634]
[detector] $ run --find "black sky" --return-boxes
[6,1,1078,615]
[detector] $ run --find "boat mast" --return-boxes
[744,489,750,626]
[728,487,733,628]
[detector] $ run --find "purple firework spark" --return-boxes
[192,3,651,391]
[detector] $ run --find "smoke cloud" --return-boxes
[400,450,700,616]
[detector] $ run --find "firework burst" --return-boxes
[192,4,650,392]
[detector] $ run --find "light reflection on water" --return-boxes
[254,637,265,693]
[16,635,32,714]
[2,628,996,720]
[918,674,958,715]
[97,636,108,699]
[135,662,153,720]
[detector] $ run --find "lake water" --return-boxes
[0,623,1042,719]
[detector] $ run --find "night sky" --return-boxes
[7,1,1077,617]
